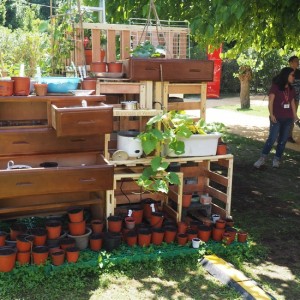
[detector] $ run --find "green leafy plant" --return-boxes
[137,111,225,193]
[130,40,165,58]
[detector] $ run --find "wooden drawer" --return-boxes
[0,128,105,156]
[0,153,113,198]
[51,103,113,137]
[123,58,214,82]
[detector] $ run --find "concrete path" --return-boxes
[205,96,300,152]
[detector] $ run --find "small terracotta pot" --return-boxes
[46,220,62,239]
[177,222,188,234]
[197,225,212,242]
[138,229,152,247]
[81,79,96,94]
[225,227,237,243]
[107,62,123,73]
[89,233,103,251]
[0,231,7,246]
[225,218,234,227]
[0,80,14,96]
[203,219,212,227]
[51,249,65,266]
[16,234,33,252]
[212,227,225,242]
[126,231,138,247]
[30,228,47,246]
[34,83,48,96]
[151,228,165,246]
[66,246,80,263]
[215,219,226,229]
[17,250,31,265]
[237,231,248,243]
[68,220,86,236]
[90,62,107,72]
[182,194,192,208]
[107,216,122,233]
[125,217,136,230]
[59,237,76,250]
[91,219,104,233]
[164,226,177,244]
[222,232,233,245]
[11,76,30,96]
[10,223,27,241]
[32,246,49,265]
[68,207,84,223]
[150,212,164,228]
[131,207,143,224]
[186,229,198,241]
[141,198,158,221]
[190,220,202,231]
[216,143,227,155]
[0,248,17,272]
[177,233,188,246]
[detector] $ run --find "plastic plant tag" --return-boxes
[128,209,133,217]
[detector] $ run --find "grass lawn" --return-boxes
[214,104,269,117]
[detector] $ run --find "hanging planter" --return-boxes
[0,248,17,272]
[151,228,165,246]
[51,249,65,266]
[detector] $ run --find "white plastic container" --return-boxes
[167,133,221,157]
[117,131,143,158]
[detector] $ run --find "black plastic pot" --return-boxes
[103,232,121,252]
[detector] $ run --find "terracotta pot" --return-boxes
[34,83,48,96]
[89,233,103,251]
[51,249,65,266]
[30,228,47,246]
[197,225,212,242]
[141,198,158,221]
[0,248,17,272]
[202,219,212,227]
[59,237,76,250]
[11,76,30,96]
[10,223,27,241]
[225,218,234,227]
[215,219,226,229]
[85,49,105,64]
[49,246,61,254]
[121,216,134,230]
[222,232,233,245]
[138,229,152,247]
[68,220,86,236]
[46,220,62,239]
[0,80,14,96]
[150,212,164,228]
[182,194,192,208]
[16,234,33,252]
[186,229,198,241]
[68,207,84,223]
[177,233,188,246]
[126,231,138,247]
[32,246,49,265]
[212,227,225,241]
[131,207,143,224]
[177,221,188,234]
[81,79,96,94]
[90,62,107,72]
[107,216,122,233]
[190,220,202,231]
[17,250,31,265]
[65,246,80,263]
[164,226,177,244]
[225,227,237,243]
[91,219,104,233]
[237,231,248,243]
[216,143,227,155]
[151,228,165,246]
[0,231,7,246]
[107,62,123,73]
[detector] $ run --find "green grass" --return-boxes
[214,104,269,117]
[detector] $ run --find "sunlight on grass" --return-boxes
[215,104,269,117]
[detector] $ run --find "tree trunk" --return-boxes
[238,66,252,109]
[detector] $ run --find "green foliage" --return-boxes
[221,59,240,94]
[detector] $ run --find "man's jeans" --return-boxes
[262,117,293,158]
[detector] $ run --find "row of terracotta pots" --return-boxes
[0,77,31,96]
[90,61,123,73]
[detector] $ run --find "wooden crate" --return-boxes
[123,58,214,82]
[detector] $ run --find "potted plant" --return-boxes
[137,111,226,193]
[130,41,166,58]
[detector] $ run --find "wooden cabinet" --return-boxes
[0,95,114,220]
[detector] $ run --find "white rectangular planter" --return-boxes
[167,133,221,157]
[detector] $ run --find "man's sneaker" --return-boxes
[254,157,265,168]
[272,158,280,168]
[287,137,296,143]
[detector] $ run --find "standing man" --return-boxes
[288,55,300,143]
